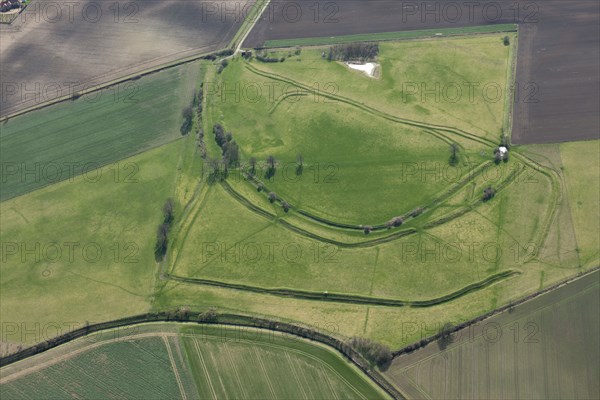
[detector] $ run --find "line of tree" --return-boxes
[155,198,175,261]
[203,49,234,61]
[328,42,379,62]
[207,158,227,184]
[255,50,286,63]
[217,59,229,74]
[213,124,240,167]
[347,337,392,368]
[195,85,207,159]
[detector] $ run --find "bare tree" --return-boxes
[386,216,403,229]
[162,198,175,224]
[449,143,459,166]
[296,154,304,176]
[483,186,496,201]
[411,207,424,218]
[266,155,276,179]
[437,322,455,350]
[268,192,278,203]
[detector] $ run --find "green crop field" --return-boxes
[0,323,388,399]
[0,335,191,399]
[384,270,600,399]
[0,62,201,201]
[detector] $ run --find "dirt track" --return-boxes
[244,0,599,144]
[0,0,254,117]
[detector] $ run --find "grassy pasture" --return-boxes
[0,141,181,345]
[209,58,490,226]
[0,62,201,201]
[162,36,582,349]
[249,34,514,142]
[170,179,527,302]
[1,33,597,361]
[0,323,388,399]
[560,140,600,267]
[385,270,600,399]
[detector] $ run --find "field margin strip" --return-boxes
[261,24,518,48]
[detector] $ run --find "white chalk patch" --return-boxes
[345,62,379,78]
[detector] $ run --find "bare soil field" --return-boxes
[244,0,600,144]
[0,0,253,116]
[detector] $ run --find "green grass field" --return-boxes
[252,34,513,142]
[0,62,201,201]
[0,141,182,345]
[560,140,600,267]
[385,270,600,399]
[1,31,597,365]
[157,34,597,350]
[0,323,389,399]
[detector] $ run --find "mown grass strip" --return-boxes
[262,24,518,48]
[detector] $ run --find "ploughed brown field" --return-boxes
[385,270,600,399]
[244,0,600,144]
[0,0,253,117]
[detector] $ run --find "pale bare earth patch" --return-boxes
[345,62,381,79]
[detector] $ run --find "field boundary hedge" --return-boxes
[0,314,403,399]
[166,270,519,307]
